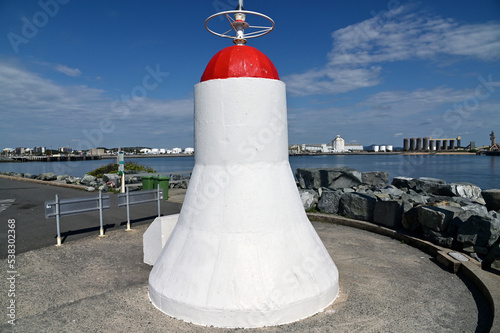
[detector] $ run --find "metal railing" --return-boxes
[117,186,163,231]
[44,186,163,245]
[45,191,110,246]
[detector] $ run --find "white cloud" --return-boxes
[286,66,382,96]
[284,5,500,96]
[0,62,194,148]
[286,84,500,145]
[359,87,474,113]
[55,64,82,77]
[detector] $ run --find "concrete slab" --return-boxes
[143,214,179,265]
[1,220,493,332]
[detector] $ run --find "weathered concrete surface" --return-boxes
[0,220,493,332]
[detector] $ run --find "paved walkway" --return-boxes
[0,176,183,256]
[1,220,494,332]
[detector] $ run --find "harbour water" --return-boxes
[0,154,498,190]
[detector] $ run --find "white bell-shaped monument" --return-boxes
[148,4,339,328]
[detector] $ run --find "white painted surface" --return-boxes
[143,214,179,266]
[149,77,339,328]
[333,135,345,152]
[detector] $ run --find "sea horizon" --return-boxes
[0,154,497,190]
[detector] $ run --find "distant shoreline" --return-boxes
[1,151,482,163]
[290,151,478,156]
[102,154,194,159]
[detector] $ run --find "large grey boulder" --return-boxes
[98,184,109,192]
[457,213,500,247]
[439,182,483,200]
[482,189,500,212]
[461,203,489,217]
[299,189,318,210]
[414,177,446,194]
[339,192,377,222]
[296,167,362,190]
[373,200,404,228]
[125,175,141,184]
[422,227,454,248]
[65,176,80,184]
[451,196,489,209]
[417,205,464,232]
[484,241,500,271]
[361,171,389,188]
[317,189,342,214]
[401,192,428,206]
[391,177,416,190]
[9,172,24,178]
[56,174,71,182]
[379,186,405,199]
[103,173,122,187]
[38,172,57,181]
[23,173,37,179]
[81,174,96,186]
[457,213,500,248]
[402,207,421,232]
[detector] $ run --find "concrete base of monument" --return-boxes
[143,214,179,266]
[147,214,340,328]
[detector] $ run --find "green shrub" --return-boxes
[87,161,156,178]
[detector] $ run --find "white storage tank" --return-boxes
[373,145,379,152]
[333,135,345,152]
[387,145,393,152]
[380,145,386,152]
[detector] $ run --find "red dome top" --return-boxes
[200,45,279,82]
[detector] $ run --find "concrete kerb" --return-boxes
[307,212,500,333]
[0,174,88,190]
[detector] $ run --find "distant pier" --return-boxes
[7,155,102,162]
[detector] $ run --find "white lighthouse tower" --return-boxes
[148,2,339,328]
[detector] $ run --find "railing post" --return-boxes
[55,194,62,246]
[126,186,131,231]
[157,184,161,218]
[98,190,105,237]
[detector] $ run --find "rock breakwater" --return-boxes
[297,167,500,271]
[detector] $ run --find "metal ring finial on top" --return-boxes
[204,0,275,45]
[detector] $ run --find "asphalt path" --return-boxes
[0,177,182,258]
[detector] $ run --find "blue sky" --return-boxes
[1,0,499,150]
